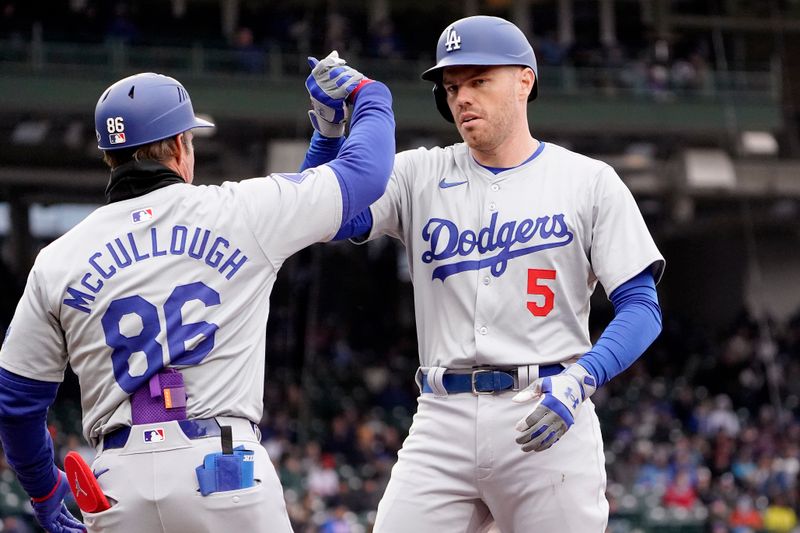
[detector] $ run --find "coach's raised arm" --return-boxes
[302,51,395,230]
[0,56,395,533]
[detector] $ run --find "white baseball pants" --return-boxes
[82,417,293,533]
[374,393,608,532]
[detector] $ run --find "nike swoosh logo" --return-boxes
[439,178,468,189]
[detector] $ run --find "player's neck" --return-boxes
[163,158,190,184]
[469,129,539,169]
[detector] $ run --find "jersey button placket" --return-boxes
[488,183,499,212]
[475,183,497,361]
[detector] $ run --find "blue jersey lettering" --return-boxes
[421,211,573,281]
[62,225,249,312]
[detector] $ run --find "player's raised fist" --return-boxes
[304,51,372,137]
[512,364,597,453]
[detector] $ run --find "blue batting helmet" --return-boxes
[95,72,214,150]
[421,16,538,123]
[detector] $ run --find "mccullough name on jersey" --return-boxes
[421,211,573,281]
[63,224,248,314]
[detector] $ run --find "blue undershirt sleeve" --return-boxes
[576,269,662,388]
[300,130,375,240]
[325,82,395,226]
[332,208,373,241]
[0,368,60,498]
[299,131,344,173]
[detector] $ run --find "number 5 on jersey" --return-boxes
[527,268,556,317]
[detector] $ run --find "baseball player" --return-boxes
[301,16,664,532]
[0,55,394,533]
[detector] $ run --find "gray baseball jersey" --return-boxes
[0,166,341,446]
[365,141,664,369]
[370,141,662,533]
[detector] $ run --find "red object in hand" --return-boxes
[64,451,111,513]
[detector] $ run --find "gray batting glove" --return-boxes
[305,51,368,138]
[512,364,597,453]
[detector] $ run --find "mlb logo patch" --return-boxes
[131,208,153,224]
[109,132,126,145]
[143,428,165,443]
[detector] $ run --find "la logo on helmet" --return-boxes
[445,27,461,52]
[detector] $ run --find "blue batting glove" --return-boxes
[304,51,370,137]
[512,364,597,452]
[31,470,86,533]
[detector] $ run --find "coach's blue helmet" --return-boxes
[421,16,538,123]
[95,72,214,150]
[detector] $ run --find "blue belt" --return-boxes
[102,418,222,450]
[422,364,563,395]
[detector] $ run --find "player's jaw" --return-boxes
[455,97,516,155]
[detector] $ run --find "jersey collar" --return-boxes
[472,142,546,175]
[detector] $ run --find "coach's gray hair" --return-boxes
[102,134,192,170]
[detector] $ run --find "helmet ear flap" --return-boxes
[433,84,455,123]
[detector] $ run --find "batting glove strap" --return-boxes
[564,363,597,400]
[30,475,61,503]
[346,78,374,103]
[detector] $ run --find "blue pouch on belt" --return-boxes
[196,445,255,496]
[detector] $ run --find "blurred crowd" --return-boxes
[537,35,716,99]
[0,0,731,98]
[0,238,799,532]
[601,312,800,533]
[0,2,792,532]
